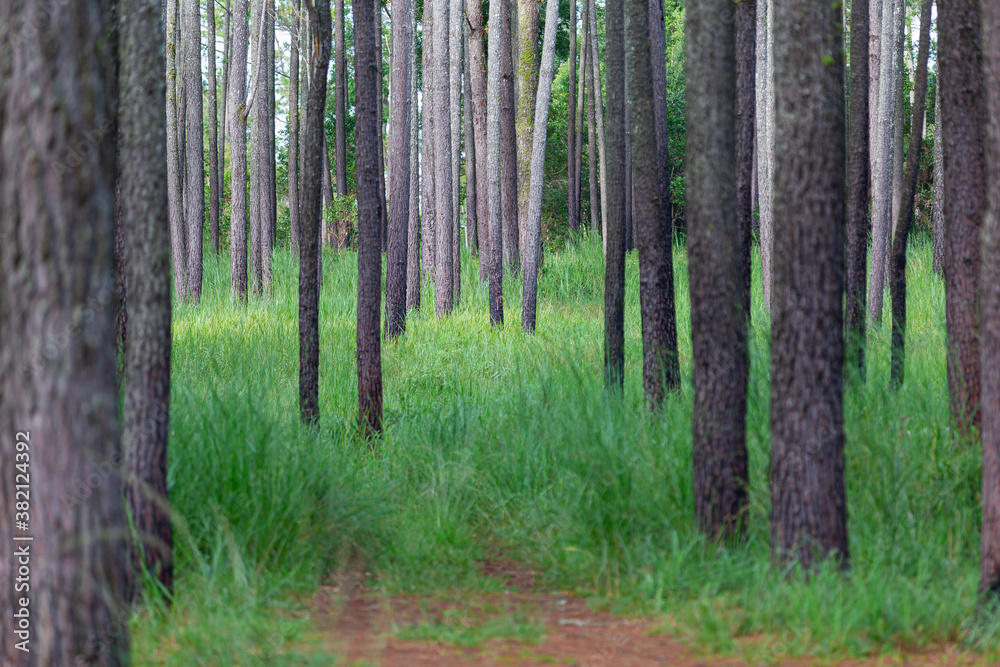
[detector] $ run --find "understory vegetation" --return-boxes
[132,237,1000,664]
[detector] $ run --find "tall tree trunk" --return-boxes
[589,0,607,240]
[932,90,945,276]
[501,0,520,275]
[290,0,301,254]
[845,0,871,379]
[624,103,634,252]
[980,0,1000,595]
[433,0,455,316]
[469,0,490,278]
[516,0,540,252]
[465,38,479,258]
[770,0,849,571]
[755,0,775,312]
[586,17,599,233]
[120,0,173,602]
[940,0,985,438]
[521,0,561,332]
[268,2,277,251]
[250,0,270,294]
[407,0,421,310]
[229,0,250,301]
[183,0,205,302]
[0,1,130,662]
[335,0,348,195]
[888,0,931,388]
[633,0,679,408]
[735,0,755,320]
[604,0,626,390]
[869,0,882,203]
[888,0,905,261]
[221,0,231,212]
[377,10,389,253]
[687,0,748,539]
[323,134,335,244]
[299,0,332,425]
[167,0,188,300]
[575,2,586,234]
[450,0,463,305]
[568,0,578,234]
[387,0,413,339]
[488,0,506,324]
[300,7,310,223]
[208,0,221,255]
[355,0,385,435]
[421,0,437,277]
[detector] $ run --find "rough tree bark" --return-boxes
[183,0,204,302]
[355,0,385,435]
[465,37,479,257]
[845,0,870,378]
[386,0,413,339]
[208,0,220,255]
[770,0,849,571]
[568,0,579,233]
[229,0,250,301]
[0,1,130,662]
[516,0,539,252]
[167,0,187,300]
[575,2,586,234]
[488,0,506,324]
[501,0,520,275]
[469,0,490,278]
[335,0,348,195]
[521,0,561,333]
[407,0,421,310]
[290,0,301,254]
[421,0,437,277]
[586,14,599,233]
[735,0,755,320]
[687,0,748,539]
[300,0,332,425]
[940,0,986,438]
[889,0,931,388]
[932,91,945,276]
[589,0,607,239]
[604,0,626,390]
[221,0,231,214]
[754,0,774,311]
[433,0,455,316]
[449,0,463,305]
[250,0,272,295]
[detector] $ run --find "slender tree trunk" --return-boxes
[290,0,301,254]
[0,2,130,662]
[465,38,479,258]
[183,0,205,302]
[355,0,385,435]
[845,0,871,379]
[386,0,412,339]
[755,0,775,312]
[869,0,882,202]
[501,0,520,275]
[469,0,490,278]
[889,0,905,260]
[433,0,455,316]
[167,0,188,300]
[119,0,173,603]
[521,0,561,332]
[604,0,626,389]
[335,0,348,195]
[450,0,463,305]
[624,103,634,253]
[208,0,221,255]
[300,7,310,222]
[888,0,931,388]
[980,0,1000,595]
[687,0,748,539]
[268,5,277,249]
[589,0,607,241]
[516,0,540,252]
[421,0,437,277]
[940,0,986,438]
[488,0,506,324]
[377,11,389,253]
[932,91,945,276]
[586,18,599,233]
[229,0,250,301]
[575,3,587,234]
[568,0,578,234]
[323,134,335,243]
[407,0,422,310]
[250,0,268,294]
[221,0,231,204]
[300,0,332,425]
[770,0,849,571]
[735,0,755,320]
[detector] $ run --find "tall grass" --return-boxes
[133,236,999,663]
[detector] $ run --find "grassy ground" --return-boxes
[132,236,1000,664]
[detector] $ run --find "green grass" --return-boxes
[132,235,1000,664]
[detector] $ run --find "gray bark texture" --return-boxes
[754,0,774,311]
[604,0,626,389]
[336,0,348,195]
[407,0,421,310]
[488,0,506,323]
[208,0,220,255]
[465,38,479,257]
[449,0,462,305]
[229,0,250,301]
[387,0,413,339]
[433,0,455,316]
[167,0,187,299]
[183,0,204,302]
[501,0,520,274]
[469,0,490,278]
[932,91,945,275]
[250,0,273,295]
[589,0,607,242]
[290,0,301,254]
[421,0,437,277]
[734,0,755,319]
[516,0,540,252]
[568,0,579,233]
[586,12,600,233]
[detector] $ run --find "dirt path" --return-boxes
[303,562,989,666]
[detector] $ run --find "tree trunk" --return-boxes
[407,1,422,310]
[932,90,945,276]
[300,0,332,425]
[290,0,301,254]
[450,0,463,305]
[687,0,748,539]
[355,0,385,435]
[323,134,336,244]
[221,0,231,211]
[183,0,204,302]
[755,0,775,312]
[501,0,520,275]
[516,0,540,252]
[469,0,490,279]
[0,1,130,662]
[229,0,250,301]
[250,0,270,295]
[888,0,905,263]
[604,0,626,390]
[465,37,479,258]
[568,0,578,234]
[624,104,634,253]
[167,0,187,300]
[386,0,412,339]
[589,0,607,241]
[433,0,455,316]
[575,2,586,234]
[119,0,173,603]
[421,0,437,278]
[770,0,849,571]
[889,0,931,388]
[735,0,755,320]
[488,0,506,324]
[268,4,277,250]
[208,0,221,255]
[521,0,561,332]
[980,0,1000,595]
[845,0,871,379]
[586,15,599,233]
[940,0,985,438]
[869,0,881,204]
[336,0,348,195]
[377,10,389,253]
